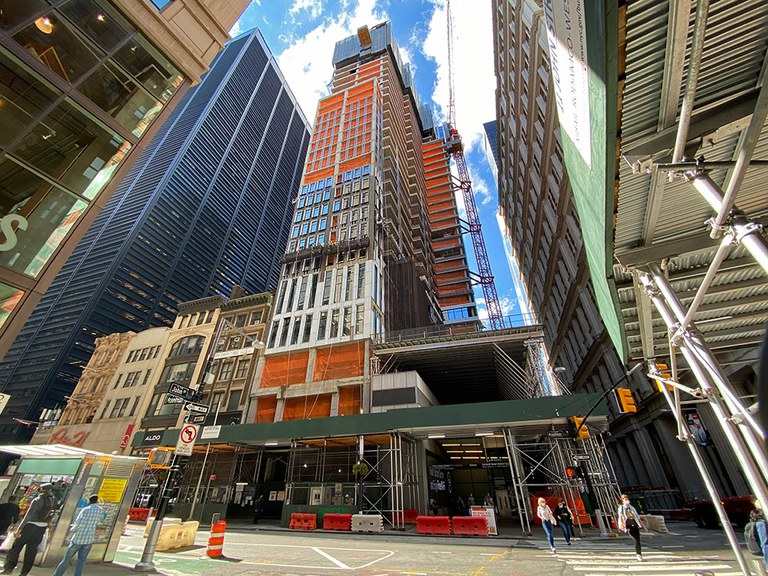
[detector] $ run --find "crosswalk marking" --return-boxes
[531,541,739,575]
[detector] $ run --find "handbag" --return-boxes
[0,530,15,552]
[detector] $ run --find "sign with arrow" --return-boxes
[164,395,185,405]
[184,401,210,414]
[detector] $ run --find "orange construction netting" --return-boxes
[283,394,332,420]
[313,342,366,381]
[260,351,310,388]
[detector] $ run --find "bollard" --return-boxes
[206,520,226,558]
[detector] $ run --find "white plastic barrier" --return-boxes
[143,517,183,537]
[640,514,668,533]
[156,521,199,551]
[351,514,384,533]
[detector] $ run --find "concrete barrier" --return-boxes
[351,514,384,533]
[416,515,451,535]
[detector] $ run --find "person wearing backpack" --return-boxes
[2,483,54,576]
[746,509,768,567]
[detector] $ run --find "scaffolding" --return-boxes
[284,433,420,529]
[503,430,622,535]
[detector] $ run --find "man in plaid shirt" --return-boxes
[52,495,104,576]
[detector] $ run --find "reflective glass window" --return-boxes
[13,10,101,84]
[0,282,25,329]
[113,35,182,103]
[0,158,87,277]
[0,52,60,148]
[76,61,161,137]
[10,97,130,199]
[58,0,133,53]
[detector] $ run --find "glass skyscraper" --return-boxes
[0,29,310,443]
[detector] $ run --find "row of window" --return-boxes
[268,303,367,347]
[275,263,367,316]
[125,345,161,363]
[113,369,152,389]
[98,395,142,420]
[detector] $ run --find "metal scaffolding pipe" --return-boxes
[639,271,768,508]
[711,58,768,234]
[687,172,768,276]
[651,265,765,442]
[670,0,710,169]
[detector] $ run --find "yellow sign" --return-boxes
[98,478,128,503]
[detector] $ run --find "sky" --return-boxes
[231,0,523,324]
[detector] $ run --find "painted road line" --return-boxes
[312,547,350,570]
[577,564,734,573]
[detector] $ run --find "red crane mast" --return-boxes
[445,0,504,330]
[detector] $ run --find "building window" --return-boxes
[227,389,242,412]
[302,314,312,343]
[219,361,234,381]
[250,310,263,324]
[317,311,327,340]
[235,359,250,380]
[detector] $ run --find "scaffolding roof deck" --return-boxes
[374,323,546,404]
[138,393,608,450]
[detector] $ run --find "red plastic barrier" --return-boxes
[289,513,317,530]
[403,508,418,525]
[416,515,451,535]
[322,513,352,531]
[452,516,488,536]
[128,507,151,521]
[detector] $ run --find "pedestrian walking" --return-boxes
[554,498,574,545]
[617,493,647,561]
[2,483,55,576]
[51,494,104,576]
[747,509,768,568]
[536,497,557,552]
[0,497,20,539]
[253,495,265,524]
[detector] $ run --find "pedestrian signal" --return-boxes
[569,416,590,439]
[565,465,583,479]
[651,362,674,392]
[616,387,637,413]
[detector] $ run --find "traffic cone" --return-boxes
[206,520,226,558]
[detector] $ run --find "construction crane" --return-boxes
[445,0,504,330]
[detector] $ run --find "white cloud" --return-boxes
[275,0,388,120]
[422,0,495,154]
[289,0,323,22]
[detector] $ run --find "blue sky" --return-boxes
[231,0,524,324]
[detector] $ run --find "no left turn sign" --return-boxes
[175,423,199,456]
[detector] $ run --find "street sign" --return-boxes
[184,401,210,414]
[164,395,185,405]
[573,454,591,461]
[175,424,199,456]
[547,430,566,438]
[201,425,221,440]
[185,414,206,424]
[0,393,9,416]
[167,382,196,401]
[213,346,255,360]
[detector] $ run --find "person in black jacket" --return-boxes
[2,484,54,576]
[0,497,19,539]
[553,499,574,545]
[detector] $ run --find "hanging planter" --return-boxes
[352,462,368,477]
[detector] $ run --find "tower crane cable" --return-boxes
[444,0,504,330]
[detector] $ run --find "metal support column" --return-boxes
[503,428,531,534]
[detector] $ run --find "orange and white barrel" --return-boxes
[206,520,226,558]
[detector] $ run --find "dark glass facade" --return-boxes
[0,29,310,443]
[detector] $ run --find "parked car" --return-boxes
[691,496,755,529]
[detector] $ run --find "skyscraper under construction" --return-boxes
[248,22,479,423]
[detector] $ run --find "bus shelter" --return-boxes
[0,444,144,567]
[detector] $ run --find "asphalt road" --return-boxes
[14,520,755,576]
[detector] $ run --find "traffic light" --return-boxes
[566,465,584,479]
[616,387,637,413]
[569,416,590,439]
[651,362,674,392]
[147,447,173,469]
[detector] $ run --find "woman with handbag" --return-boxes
[536,497,557,553]
[617,493,648,561]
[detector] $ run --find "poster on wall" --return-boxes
[470,506,498,536]
[685,410,713,447]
